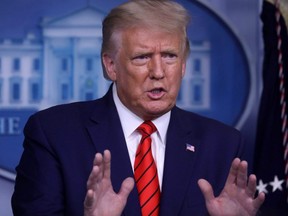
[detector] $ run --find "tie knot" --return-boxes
[137,121,157,136]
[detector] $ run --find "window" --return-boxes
[33,58,41,72]
[61,83,69,100]
[13,58,20,72]
[61,58,68,71]
[31,82,41,101]
[85,92,94,100]
[192,83,203,104]
[10,78,22,102]
[86,58,93,71]
[193,59,201,73]
[0,79,2,102]
[12,83,21,101]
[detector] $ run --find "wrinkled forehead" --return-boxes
[111,26,188,56]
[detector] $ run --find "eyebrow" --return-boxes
[133,46,179,54]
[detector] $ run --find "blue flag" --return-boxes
[253,0,288,215]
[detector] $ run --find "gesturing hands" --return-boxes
[84,151,264,216]
[84,150,134,216]
[198,158,265,216]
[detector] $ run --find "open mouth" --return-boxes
[151,88,163,94]
[148,88,166,99]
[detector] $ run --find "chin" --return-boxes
[141,101,174,118]
[148,108,171,118]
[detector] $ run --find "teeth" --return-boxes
[151,89,161,93]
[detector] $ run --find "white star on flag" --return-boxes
[186,143,195,152]
[256,179,268,194]
[269,175,284,192]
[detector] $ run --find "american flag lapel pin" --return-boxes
[186,143,195,152]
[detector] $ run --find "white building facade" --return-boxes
[0,6,211,111]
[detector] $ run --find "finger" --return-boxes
[198,179,215,203]
[253,192,265,210]
[236,160,248,189]
[84,189,95,209]
[118,177,135,200]
[103,150,111,179]
[246,174,257,197]
[86,166,100,190]
[94,153,104,180]
[225,158,241,185]
[93,152,103,166]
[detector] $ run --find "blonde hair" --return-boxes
[101,0,190,79]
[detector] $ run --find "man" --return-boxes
[12,0,265,215]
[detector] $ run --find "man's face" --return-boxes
[103,27,186,120]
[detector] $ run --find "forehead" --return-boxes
[119,27,183,52]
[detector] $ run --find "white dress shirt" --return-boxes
[112,84,170,190]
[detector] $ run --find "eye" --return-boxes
[131,55,150,65]
[162,52,177,63]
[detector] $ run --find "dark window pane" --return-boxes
[31,83,40,101]
[61,84,69,100]
[33,58,40,71]
[86,58,93,71]
[12,83,20,100]
[13,58,20,71]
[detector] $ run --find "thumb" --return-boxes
[198,178,215,203]
[118,177,134,200]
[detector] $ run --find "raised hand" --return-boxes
[198,158,265,216]
[84,150,134,216]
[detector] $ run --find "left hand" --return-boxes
[84,150,134,216]
[198,158,265,216]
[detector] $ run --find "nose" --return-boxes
[148,55,165,80]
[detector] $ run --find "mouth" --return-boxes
[147,88,166,99]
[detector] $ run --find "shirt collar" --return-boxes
[112,83,170,144]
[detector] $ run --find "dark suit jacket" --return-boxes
[12,86,244,216]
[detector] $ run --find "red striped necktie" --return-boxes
[134,121,161,216]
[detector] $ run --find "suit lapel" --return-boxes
[85,89,200,215]
[86,88,141,216]
[160,107,200,216]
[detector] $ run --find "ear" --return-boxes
[181,62,186,78]
[102,53,117,81]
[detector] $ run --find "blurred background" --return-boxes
[1,0,285,215]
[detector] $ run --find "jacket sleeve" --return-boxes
[11,114,65,216]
